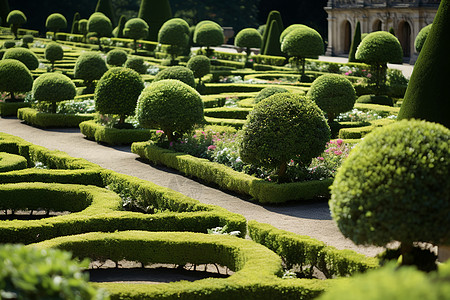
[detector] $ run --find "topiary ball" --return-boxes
[0,59,33,94]
[279,24,308,44]
[187,55,210,79]
[46,13,67,32]
[330,120,450,247]
[239,92,330,169]
[95,67,144,116]
[136,79,204,138]
[45,42,64,63]
[74,52,108,82]
[125,56,147,74]
[3,47,39,70]
[154,66,196,88]
[158,18,190,48]
[234,28,262,49]
[414,24,432,53]
[7,10,27,25]
[22,35,34,45]
[123,18,149,40]
[307,74,356,116]
[355,31,403,65]
[254,86,289,103]
[193,22,224,47]
[281,26,324,58]
[3,40,16,49]
[106,49,128,66]
[32,72,76,103]
[87,12,112,37]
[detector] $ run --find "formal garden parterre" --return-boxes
[0,0,449,298]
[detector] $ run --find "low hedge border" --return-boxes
[353,103,400,115]
[131,142,333,203]
[203,83,307,95]
[338,118,395,139]
[237,98,256,108]
[0,102,32,117]
[31,231,332,300]
[204,116,246,129]
[201,93,257,108]
[79,120,158,145]
[17,107,95,128]
[0,152,28,172]
[204,107,252,120]
[248,221,379,279]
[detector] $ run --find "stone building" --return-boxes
[324,0,440,63]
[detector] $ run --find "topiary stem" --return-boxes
[278,161,288,183]
[134,39,138,54]
[327,112,336,123]
[119,114,125,124]
[400,242,414,266]
[52,102,57,114]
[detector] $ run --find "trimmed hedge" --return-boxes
[17,107,95,128]
[204,107,252,120]
[0,101,31,117]
[338,118,395,139]
[204,116,246,129]
[203,83,305,95]
[131,142,333,203]
[30,230,331,300]
[248,221,378,278]
[79,120,158,145]
[0,152,27,172]
[201,93,257,108]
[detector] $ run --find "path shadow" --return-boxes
[261,198,332,220]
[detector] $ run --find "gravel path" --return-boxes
[0,117,382,256]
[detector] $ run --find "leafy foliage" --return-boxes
[106,49,127,66]
[254,86,288,103]
[74,51,108,84]
[32,73,76,113]
[0,59,33,96]
[187,55,210,80]
[158,18,190,59]
[46,13,67,33]
[45,42,64,69]
[87,12,112,38]
[154,66,196,88]
[124,56,147,74]
[414,24,432,53]
[194,21,224,48]
[3,47,39,70]
[355,31,403,65]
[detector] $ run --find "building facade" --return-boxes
[324,0,440,63]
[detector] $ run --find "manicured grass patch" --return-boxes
[17,107,94,128]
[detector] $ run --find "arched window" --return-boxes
[373,19,382,32]
[398,21,411,57]
[343,20,352,53]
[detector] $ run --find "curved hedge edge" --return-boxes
[248,220,379,278]
[79,120,158,145]
[0,152,28,172]
[204,116,246,129]
[354,103,400,115]
[238,98,256,108]
[204,107,252,120]
[338,118,395,139]
[0,102,32,117]
[131,142,333,203]
[17,107,95,128]
[30,231,333,300]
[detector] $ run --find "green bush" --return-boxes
[414,24,432,53]
[261,10,284,50]
[254,86,288,103]
[204,107,252,119]
[7,10,26,39]
[307,74,356,122]
[3,40,16,48]
[32,73,77,113]
[74,51,108,86]
[3,47,39,70]
[78,18,88,39]
[279,24,307,44]
[187,55,210,84]
[46,13,67,40]
[330,120,450,264]
[235,28,262,62]
[348,21,361,62]
[0,152,27,172]
[124,55,147,73]
[106,49,127,66]
[194,22,224,53]
[263,19,284,56]
[0,244,107,299]
[136,79,204,142]
[21,34,33,47]
[95,67,144,123]
[0,101,31,117]
[87,12,112,50]
[356,94,393,106]
[138,0,172,42]
[158,18,190,61]
[239,92,330,181]
[0,59,33,101]
[95,0,116,26]
[112,15,126,38]
[44,42,64,70]
[123,17,149,53]
[154,66,196,88]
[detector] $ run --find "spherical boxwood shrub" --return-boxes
[136,79,204,142]
[46,13,67,40]
[307,74,356,122]
[124,17,149,53]
[125,56,147,74]
[158,18,190,60]
[7,10,27,39]
[0,244,107,299]
[87,12,112,50]
[330,120,449,263]
[21,35,34,47]
[45,42,64,70]
[235,28,262,65]
[254,86,288,103]
[3,47,39,70]
[33,72,76,113]
[279,24,307,44]
[106,49,128,66]
[74,51,108,85]
[154,66,196,88]
[414,24,432,53]
[3,40,16,49]
[239,92,330,180]
[193,22,224,52]
[0,59,33,100]
[95,67,144,123]
[187,55,210,82]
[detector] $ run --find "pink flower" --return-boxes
[334,150,342,155]
[367,73,372,78]
[318,157,324,161]
[207,145,216,151]
[156,130,164,134]
[336,139,343,145]
[169,142,174,147]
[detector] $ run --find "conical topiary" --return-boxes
[70,12,80,34]
[95,0,116,27]
[398,0,450,128]
[263,19,283,56]
[261,10,284,52]
[348,21,361,62]
[138,0,172,42]
[113,15,126,38]
[0,0,9,27]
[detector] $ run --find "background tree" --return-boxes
[46,13,67,41]
[261,11,284,53]
[235,28,262,67]
[78,19,88,42]
[124,56,147,74]
[95,0,116,27]
[414,24,432,53]
[193,21,224,57]
[32,73,76,113]
[74,51,108,91]
[70,12,80,34]
[348,21,361,63]
[0,0,10,27]
[153,66,196,88]
[158,18,190,64]
[87,12,112,51]
[187,55,210,88]
[399,0,449,128]
[20,34,33,48]
[0,59,33,101]
[7,10,26,40]
[254,86,288,103]
[45,42,64,71]
[263,19,284,56]
[123,18,148,54]
[138,0,172,42]
[112,15,126,38]
[106,49,127,66]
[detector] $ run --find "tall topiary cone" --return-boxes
[0,0,9,27]
[95,0,116,27]
[263,19,283,56]
[138,0,172,42]
[348,21,361,62]
[71,12,80,34]
[398,0,450,128]
[261,10,284,52]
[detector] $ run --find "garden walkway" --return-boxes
[0,117,383,257]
